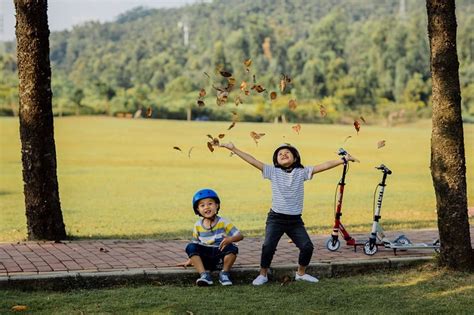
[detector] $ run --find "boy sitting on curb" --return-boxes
[184,188,243,286]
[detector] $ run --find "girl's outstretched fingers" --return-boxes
[347,154,360,163]
[220,142,235,150]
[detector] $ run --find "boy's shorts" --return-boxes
[185,243,239,271]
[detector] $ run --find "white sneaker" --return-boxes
[295,273,319,283]
[252,274,268,286]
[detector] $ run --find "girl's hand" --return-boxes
[219,236,232,251]
[220,142,235,151]
[346,154,360,163]
[176,258,193,268]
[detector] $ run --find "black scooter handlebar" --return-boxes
[376,164,392,174]
[337,148,348,156]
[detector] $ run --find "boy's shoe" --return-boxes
[219,271,233,286]
[252,274,268,286]
[196,272,213,286]
[295,273,319,283]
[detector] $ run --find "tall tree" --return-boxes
[426,0,473,270]
[15,0,67,240]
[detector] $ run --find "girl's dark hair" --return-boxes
[272,144,304,170]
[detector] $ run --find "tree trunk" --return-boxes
[15,0,67,241]
[426,0,473,270]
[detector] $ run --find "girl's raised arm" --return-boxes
[312,154,359,174]
[220,142,264,171]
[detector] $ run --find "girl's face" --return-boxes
[197,198,218,219]
[277,148,295,167]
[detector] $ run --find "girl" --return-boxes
[220,143,359,285]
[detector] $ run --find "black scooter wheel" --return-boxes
[363,241,377,255]
[325,237,340,251]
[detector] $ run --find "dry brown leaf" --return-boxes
[243,59,252,68]
[292,124,301,134]
[207,142,214,152]
[220,70,232,78]
[354,120,361,134]
[199,88,206,98]
[270,91,277,100]
[288,99,297,110]
[360,116,366,124]
[212,138,220,146]
[218,134,225,139]
[377,140,386,149]
[281,275,291,286]
[146,107,152,118]
[319,104,327,117]
[11,305,28,312]
[207,134,214,140]
[197,100,205,107]
[250,131,265,140]
[228,77,236,85]
[343,136,352,143]
[188,147,194,158]
[173,146,182,152]
[240,81,247,91]
[251,84,266,93]
[234,96,243,106]
[227,121,236,130]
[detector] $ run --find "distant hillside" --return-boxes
[1,0,473,123]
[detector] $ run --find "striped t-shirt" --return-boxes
[192,216,240,247]
[263,164,314,215]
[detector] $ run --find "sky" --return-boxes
[0,0,199,42]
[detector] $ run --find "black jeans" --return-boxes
[260,210,314,268]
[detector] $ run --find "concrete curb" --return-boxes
[0,256,433,290]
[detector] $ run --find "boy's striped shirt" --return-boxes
[192,216,240,247]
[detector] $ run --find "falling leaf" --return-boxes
[319,104,327,117]
[292,124,301,134]
[173,146,182,152]
[207,142,214,152]
[240,81,247,91]
[270,91,277,100]
[234,96,243,106]
[252,74,257,84]
[146,107,152,118]
[220,70,232,78]
[280,78,286,93]
[186,311,194,315]
[227,77,236,86]
[244,59,252,68]
[377,140,386,149]
[206,134,214,140]
[218,134,225,139]
[354,120,361,134]
[11,305,28,312]
[244,90,250,96]
[203,72,210,79]
[197,100,205,107]
[250,131,265,145]
[288,99,297,110]
[199,88,206,98]
[227,121,236,130]
[360,116,366,124]
[343,136,352,143]
[251,84,266,93]
[188,147,194,158]
[212,138,220,146]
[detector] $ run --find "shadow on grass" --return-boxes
[67,219,438,241]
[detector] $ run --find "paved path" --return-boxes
[3,228,470,278]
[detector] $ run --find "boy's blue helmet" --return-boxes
[273,143,304,170]
[192,188,221,215]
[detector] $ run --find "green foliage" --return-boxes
[0,0,473,121]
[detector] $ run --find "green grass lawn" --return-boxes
[1,266,473,314]
[1,117,473,241]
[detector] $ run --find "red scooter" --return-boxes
[325,148,367,252]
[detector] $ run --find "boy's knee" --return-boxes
[185,243,200,257]
[222,244,239,256]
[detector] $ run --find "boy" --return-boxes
[185,188,244,286]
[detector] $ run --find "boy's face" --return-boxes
[197,198,218,219]
[277,148,295,167]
